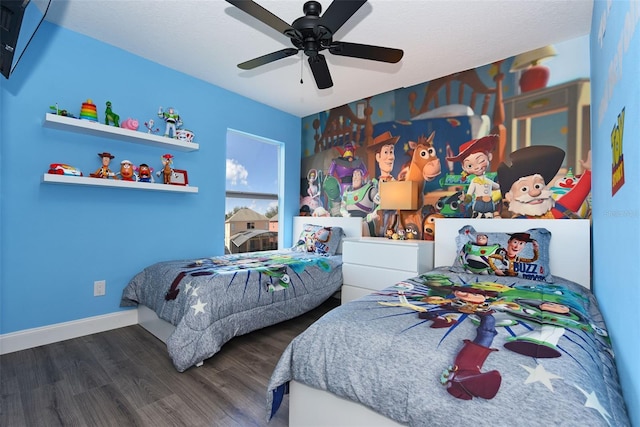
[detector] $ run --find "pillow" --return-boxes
[292,224,344,256]
[451,225,552,282]
[411,104,474,120]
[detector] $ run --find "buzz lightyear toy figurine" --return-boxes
[158,106,182,138]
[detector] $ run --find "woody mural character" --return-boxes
[366,131,401,236]
[497,145,592,218]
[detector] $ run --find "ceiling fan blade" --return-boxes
[226,0,299,38]
[329,41,403,63]
[320,0,367,34]
[238,48,299,70]
[308,54,333,89]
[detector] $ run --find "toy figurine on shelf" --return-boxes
[105,101,120,127]
[136,163,154,183]
[90,152,117,179]
[120,118,139,130]
[79,99,98,122]
[156,154,174,184]
[158,106,182,138]
[48,163,83,176]
[144,119,159,134]
[49,103,76,118]
[117,160,136,181]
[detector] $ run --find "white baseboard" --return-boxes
[0,310,139,355]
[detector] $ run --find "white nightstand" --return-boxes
[341,237,434,304]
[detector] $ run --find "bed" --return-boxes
[267,218,631,426]
[120,216,362,372]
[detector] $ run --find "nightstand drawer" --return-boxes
[342,238,432,272]
[343,263,418,290]
[513,88,568,117]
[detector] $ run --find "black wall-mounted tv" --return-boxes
[1,0,48,79]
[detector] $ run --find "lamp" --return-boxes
[510,45,557,93]
[379,181,419,210]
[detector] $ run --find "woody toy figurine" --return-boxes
[90,152,116,179]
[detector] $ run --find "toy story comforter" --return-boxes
[120,250,343,372]
[267,267,630,426]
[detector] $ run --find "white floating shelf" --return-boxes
[43,113,199,152]
[42,174,198,193]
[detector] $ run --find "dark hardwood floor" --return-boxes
[0,297,340,427]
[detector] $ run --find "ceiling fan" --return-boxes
[226,0,404,89]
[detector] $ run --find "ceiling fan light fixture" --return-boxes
[227,0,403,89]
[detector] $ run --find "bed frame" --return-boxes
[288,218,592,427]
[137,216,363,346]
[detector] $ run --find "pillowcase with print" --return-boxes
[292,224,343,256]
[451,225,552,282]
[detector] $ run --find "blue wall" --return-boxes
[0,22,301,333]
[590,1,639,425]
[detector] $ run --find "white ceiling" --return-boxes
[42,0,593,118]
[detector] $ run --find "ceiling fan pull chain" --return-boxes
[300,52,304,84]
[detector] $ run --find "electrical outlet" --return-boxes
[94,280,106,296]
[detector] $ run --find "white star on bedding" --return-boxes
[183,281,192,294]
[575,385,612,426]
[191,298,207,315]
[521,363,562,391]
[191,286,200,297]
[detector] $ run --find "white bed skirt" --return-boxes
[289,381,405,427]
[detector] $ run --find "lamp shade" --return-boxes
[510,45,557,93]
[509,45,557,72]
[379,181,419,210]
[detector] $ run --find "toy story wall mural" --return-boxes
[299,55,592,240]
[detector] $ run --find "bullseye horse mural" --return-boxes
[398,131,441,239]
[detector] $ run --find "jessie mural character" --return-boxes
[446,134,500,218]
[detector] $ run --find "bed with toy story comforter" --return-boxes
[120,249,343,372]
[268,219,629,426]
[268,268,630,426]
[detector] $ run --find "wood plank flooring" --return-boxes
[0,297,340,427]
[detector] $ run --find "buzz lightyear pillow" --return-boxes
[291,224,344,256]
[451,225,553,282]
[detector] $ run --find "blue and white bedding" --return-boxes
[120,249,343,372]
[268,267,630,426]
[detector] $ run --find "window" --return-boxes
[225,130,283,253]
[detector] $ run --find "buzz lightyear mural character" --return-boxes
[339,169,379,221]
